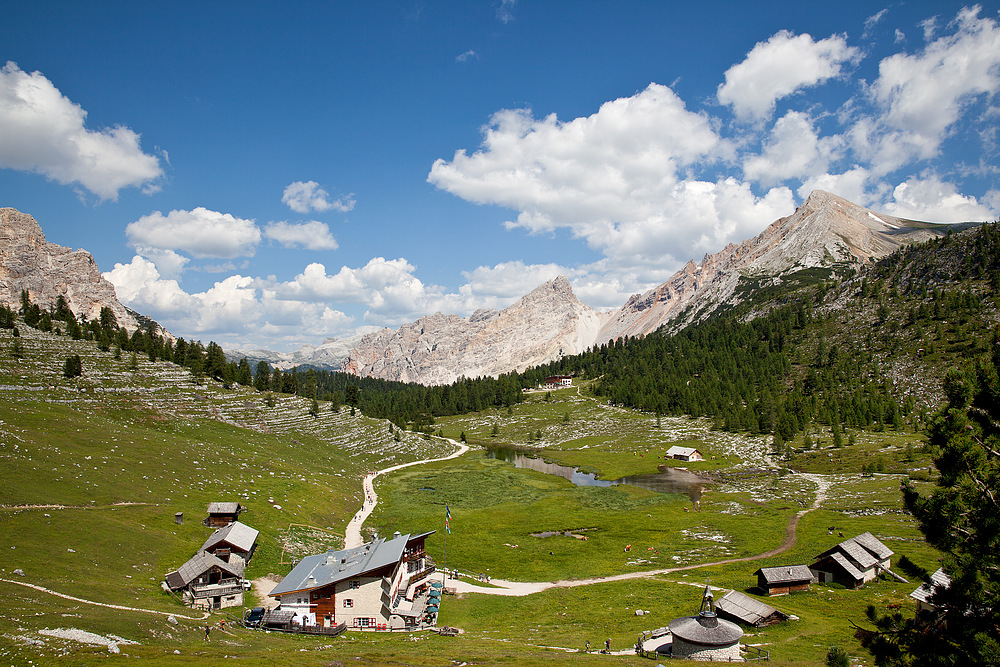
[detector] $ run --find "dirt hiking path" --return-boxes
[445,472,830,596]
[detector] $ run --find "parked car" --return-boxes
[244,607,265,628]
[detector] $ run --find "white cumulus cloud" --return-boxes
[862,5,1000,174]
[0,61,163,200]
[282,180,355,214]
[126,207,261,259]
[717,31,860,122]
[882,174,995,222]
[264,220,339,250]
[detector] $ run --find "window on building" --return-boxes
[343,599,353,608]
[349,580,360,589]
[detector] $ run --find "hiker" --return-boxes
[219,618,226,631]
[205,625,211,642]
[605,638,611,653]
[585,640,591,652]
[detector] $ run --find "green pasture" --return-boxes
[0,326,944,665]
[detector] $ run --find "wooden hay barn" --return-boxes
[754,565,813,595]
[716,590,788,627]
[204,501,243,527]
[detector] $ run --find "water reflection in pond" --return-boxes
[486,446,711,501]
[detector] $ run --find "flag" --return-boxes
[445,504,451,534]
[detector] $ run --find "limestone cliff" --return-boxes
[340,276,609,385]
[594,190,973,344]
[0,208,139,331]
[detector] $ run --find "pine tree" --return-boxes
[862,326,1000,666]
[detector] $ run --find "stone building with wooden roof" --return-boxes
[668,585,744,661]
[164,551,245,610]
[809,531,894,589]
[754,564,813,595]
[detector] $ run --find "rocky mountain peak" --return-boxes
[340,274,608,385]
[0,207,139,331]
[594,190,968,345]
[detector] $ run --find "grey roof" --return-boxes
[669,614,743,645]
[207,502,241,514]
[270,531,434,597]
[852,531,894,560]
[201,521,259,554]
[910,568,951,604]
[165,551,243,590]
[716,591,786,626]
[827,551,864,581]
[815,532,893,572]
[755,565,813,585]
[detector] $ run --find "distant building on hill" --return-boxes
[665,445,704,461]
[204,501,243,527]
[544,375,573,389]
[269,531,436,631]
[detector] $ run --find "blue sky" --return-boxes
[2,1,998,352]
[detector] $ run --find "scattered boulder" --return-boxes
[166,616,178,625]
[13,568,24,576]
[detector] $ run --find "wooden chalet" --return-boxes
[716,590,789,627]
[204,501,243,527]
[809,531,894,589]
[269,531,436,631]
[200,520,259,564]
[165,550,245,610]
[666,445,704,462]
[754,565,813,595]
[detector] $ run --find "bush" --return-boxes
[826,646,849,667]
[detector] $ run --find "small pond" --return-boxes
[485,446,712,501]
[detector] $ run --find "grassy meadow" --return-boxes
[1,329,942,666]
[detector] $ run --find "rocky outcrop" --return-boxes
[341,276,609,385]
[0,208,139,331]
[594,190,973,344]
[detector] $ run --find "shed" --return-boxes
[754,565,813,595]
[716,590,788,627]
[205,501,243,527]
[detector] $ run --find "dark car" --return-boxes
[244,607,265,628]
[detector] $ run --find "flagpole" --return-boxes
[442,503,449,587]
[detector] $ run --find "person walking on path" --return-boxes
[205,625,211,642]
